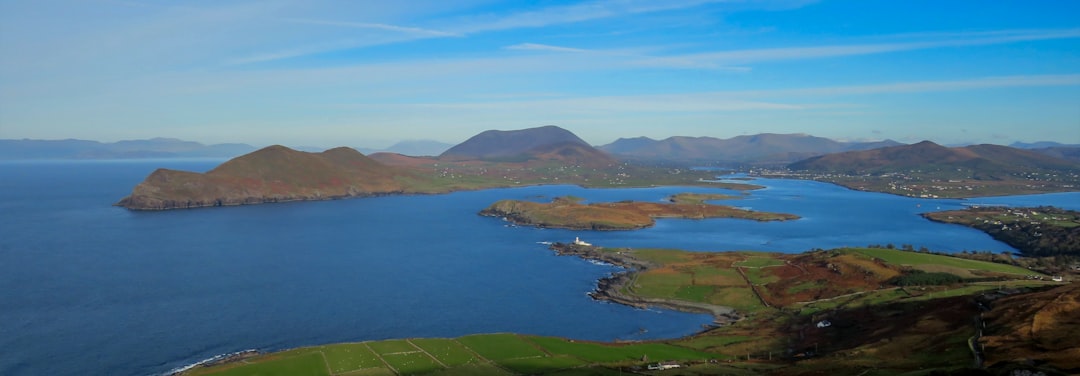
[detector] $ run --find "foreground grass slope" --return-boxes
[184,334,719,376]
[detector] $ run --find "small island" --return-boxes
[479,194,798,230]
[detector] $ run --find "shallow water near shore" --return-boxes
[1,160,1078,376]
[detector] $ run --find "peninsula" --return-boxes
[479,194,798,230]
[922,206,1080,257]
[181,244,1076,376]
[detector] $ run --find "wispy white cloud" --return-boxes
[736,74,1080,97]
[226,0,745,65]
[650,28,1080,66]
[284,18,461,37]
[504,43,591,53]
[455,0,735,33]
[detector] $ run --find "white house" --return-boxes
[573,237,592,246]
[647,361,681,370]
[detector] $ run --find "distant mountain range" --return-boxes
[599,133,903,164]
[115,126,1080,210]
[0,138,257,159]
[9,134,1077,165]
[357,140,455,157]
[1009,141,1080,149]
[789,140,1079,177]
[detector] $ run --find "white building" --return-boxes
[573,237,592,246]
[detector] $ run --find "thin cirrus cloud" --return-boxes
[500,28,1080,71]
[452,0,738,33]
[283,18,462,37]
[739,74,1080,97]
[636,28,1080,67]
[504,43,592,53]
[328,74,1078,117]
[225,0,740,65]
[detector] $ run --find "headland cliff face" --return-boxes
[116,146,412,210]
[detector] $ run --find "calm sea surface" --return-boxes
[1,160,1077,376]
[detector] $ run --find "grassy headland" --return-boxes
[479,194,797,230]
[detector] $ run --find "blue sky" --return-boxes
[1,0,1078,148]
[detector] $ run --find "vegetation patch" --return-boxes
[425,364,511,376]
[846,248,1034,275]
[889,271,964,286]
[196,351,329,376]
[674,335,753,351]
[479,195,798,231]
[457,334,546,361]
[734,256,785,268]
[495,355,586,374]
[366,339,418,355]
[526,337,720,364]
[381,351,443,375]
[668,193,742,204]
[409,339,477,367]
[322,343,384,373]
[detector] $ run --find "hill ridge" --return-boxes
[117,145,410,210]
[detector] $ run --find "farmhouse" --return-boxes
[647,361,681,370]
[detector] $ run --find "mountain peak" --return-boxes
[439,125,592,161]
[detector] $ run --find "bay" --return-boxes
[0,161,1077,376]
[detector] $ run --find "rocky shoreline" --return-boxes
[549,242,741,325]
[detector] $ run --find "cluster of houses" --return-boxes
[1025,275,1065,282]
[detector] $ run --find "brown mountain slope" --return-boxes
[525,142,618,167]
[116,146,413,210]
[980,283,1080,372]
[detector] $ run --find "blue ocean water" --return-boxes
[0,160,1077,376]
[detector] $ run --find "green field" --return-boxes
[526,337,720,363]
[409,339,477,367]
[381,351,443,374]
[496,356,585,374]
[845,248,1037,275]
[322,343,383,373]
[186,332,735,376]
[456,334,547,361]
[366,340,418,355]
[194,351,330,376]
